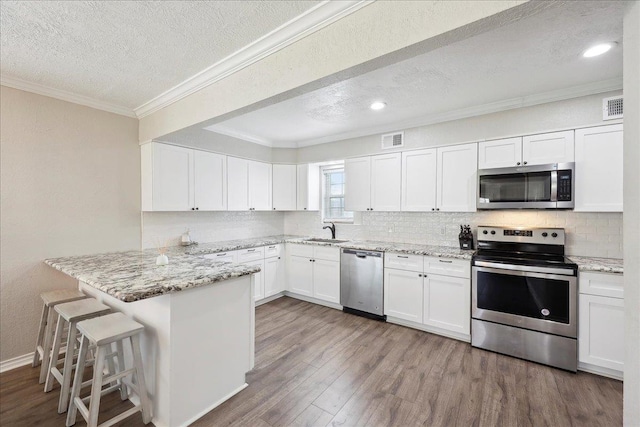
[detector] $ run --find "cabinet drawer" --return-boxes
[264,244,283,259]
[203,251,238,263]
[314,246,340,262]
[384,252,423,272]
[579,271,624,299]
[424,257,470,279]
[287,243,314,258]
[237,246,265,262]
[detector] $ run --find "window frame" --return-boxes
[320,164,353,224]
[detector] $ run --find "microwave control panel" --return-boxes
[557,170,572,201]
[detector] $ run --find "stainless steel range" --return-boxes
[471,226,578,371]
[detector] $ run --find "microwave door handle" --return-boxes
[550,170,558,202]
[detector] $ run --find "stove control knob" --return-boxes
[542,232,548,237]
[483,230,488,235]
[552,232,558,238]
[490,230,496,235]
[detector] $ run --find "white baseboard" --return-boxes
[256,292,285,306]
[176,383,248,427]
[0,352,34,373]
[578,362,624,381]
[385,316,471,343]
[283,292,343,311]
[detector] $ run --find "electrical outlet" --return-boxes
[440,227,446,235]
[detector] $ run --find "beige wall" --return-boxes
[0,86,141,361]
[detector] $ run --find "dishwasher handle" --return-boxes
[342,249,383,258]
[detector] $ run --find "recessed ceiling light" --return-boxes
[370,101,386,110]
[583,42,616,58]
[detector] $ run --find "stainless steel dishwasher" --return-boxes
[340,249,385,319]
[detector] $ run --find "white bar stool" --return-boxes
[44,298,112,413]
[67,312,152,427]
[33,289,87,383]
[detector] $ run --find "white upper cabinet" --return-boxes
[478,137,523,169]
[437,143,478,212]
[370,153,402,211]
[227,157,250,211]
[194,151,227,211]
[141,142,226,212]
[574,124,623,212]
[227,158,272,211]
[272,164,297,211]
[344,156,371,211]
[522,130,575,165]
[345,153,401,211]
[248,160,272,211]
[401,149,437,211]
[296,164,320,211]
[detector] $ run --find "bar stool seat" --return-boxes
[45,298,111,413]
[67,312,152,427]
[33,289,87,383]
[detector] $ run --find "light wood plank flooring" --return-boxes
[0,297,623,426]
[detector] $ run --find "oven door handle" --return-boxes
[473,260,575,276]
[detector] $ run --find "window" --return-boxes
[321,165,353,223]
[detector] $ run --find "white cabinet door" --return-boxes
[227,157,249,211]
[296,164,320,211]
[344,156,371,211]
[574,124,623,212]
[478,137,523,169]
[248,160,272,211]
[152,143,194,211]
[579,294,624,372]
[423,274,470,335]
[401,149,436,211]
[436,143,478,212]
[272,164,297,211]
[522,130,574,165]
[244,259,265,301]
[370,153,401,211]
[312,259,340,304]
[384,268,423,323]
[288,255,314,297]
[194,151,227,211]
[264,256,284,298]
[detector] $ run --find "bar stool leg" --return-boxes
[105,342,118,390]
[131,334,152,424]
[44,315,65,392]
[40,309,58,384]
[32,304,48,367]
[57,323,78,413]
[87,345,105,427]
[115,340,128,400]
[66,335,89,427]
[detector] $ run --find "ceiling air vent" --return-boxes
[381,132,404,149]
[603,96,623,120]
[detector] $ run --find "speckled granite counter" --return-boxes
[45,249,261,302]
[568,256,624,274]
[333,240,475,260]
[185,235,299,255]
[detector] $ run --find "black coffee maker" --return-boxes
[458,225,474,250]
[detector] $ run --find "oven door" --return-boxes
[472,265,577,338]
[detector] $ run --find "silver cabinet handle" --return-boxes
[439,259,453,263]
[268,246,276,249]
[397,255,409,259]
[216,253,227,257]
[247,249,256,252]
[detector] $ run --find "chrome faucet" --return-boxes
[322,222,336,239]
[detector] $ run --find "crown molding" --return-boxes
[0,75,136,118]
[202,125,297,149]
[295,77,624,147]
[133,0,374,119]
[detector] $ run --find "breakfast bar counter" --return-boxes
[45,248,260,427]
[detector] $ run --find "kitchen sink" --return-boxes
[305,238,349,244]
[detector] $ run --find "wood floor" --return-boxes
[1,297,623,426]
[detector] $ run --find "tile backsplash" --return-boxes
[284,210,623,259]
[143,210,622,259]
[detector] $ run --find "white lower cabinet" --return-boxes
[244,259,265,301]
[578,271,624,377]
[384,268,423,323]
[264,254,285,298]
[384,253,471,341]
[423,274,470,335]
[286,244,340,304]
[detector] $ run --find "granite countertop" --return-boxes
[184,235,300,255]
[568,256,624,274]
[45,249,261,302]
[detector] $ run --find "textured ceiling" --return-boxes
[205,1,624,146]
[0,0,319,109]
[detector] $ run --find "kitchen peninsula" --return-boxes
[45,247,261,427]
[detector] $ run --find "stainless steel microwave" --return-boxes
[478,162,574,209]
